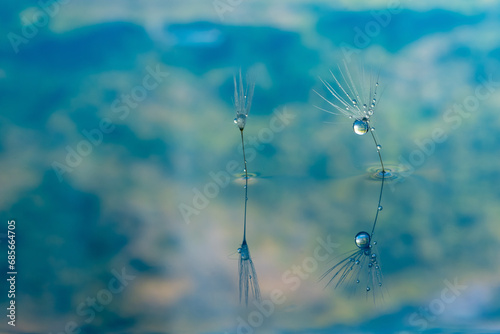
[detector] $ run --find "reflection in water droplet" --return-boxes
[355,231,370,249]
[353,119,369,135]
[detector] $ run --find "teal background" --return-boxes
[0,1,499,333]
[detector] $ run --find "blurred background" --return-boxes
[1,0,500,333]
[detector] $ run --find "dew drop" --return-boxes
[368,263,373,268]
[352,99,357,105]
[355,231,370,249]
[355,260,360,265]
[371,253,377,258]
[379,282,382,287]
[377,144,382,151]
[378,205,383,211]
[356,280,360,284]
[353,119,369,135]
[237,248,242,253]
[373,241,377,245]
[371,127,375,131]
[363,103,367,110]
[367,109,374,116]
[235,114,247,130]
[375,265,380,270]
[366,287,371,292]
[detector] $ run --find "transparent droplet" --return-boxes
[355,260,360,265]
[378,205,383,211]
[352,99,357,105]
[237,248,242,253]
[379,282,382,287]
[373,241,377,245]
[376,144,382,151]
[371,127,375,131]
[363,103,367,110]
[355,231,370,249]
[366,287,371,292]
[375,265,380,270]
[353,119,369,135]
[368,263,373,268]
[371,253,377,258]
[356,279,360,284]
[367,109,374,116]
[234,114,247,130]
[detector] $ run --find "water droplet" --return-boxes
[368,263,373,268]
[355,260,360,265]
[377,144,382,151]
[346,107,350,110]
[356,279,360,284]
[349,258,354,262]
[366,287,371,292]
[235,114,247,130]
[371,102,375,108]
[375,265,380,270]
[371,127,375,131]
[371,253,377,258]
[363,103,367,110]
[249,275,252,279]
[367,109,374,116]
[237,248,242,253]
[378,205,383,211]
[373,241,377,245]
[353,119,369,135]
[352,99,357,105]
[355,231,370,249]
[379,282,382,287]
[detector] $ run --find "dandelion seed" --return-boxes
[233,69,260,306]
[317,61,387,299]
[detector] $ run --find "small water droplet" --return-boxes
[366,287,371,292]
[371,102,375,108]
[349,258,354,262]
[237,248,242,253]
[378,205,383,211]
[377,144,382,151]
[363,103,367,110]
[373,241,377,245]
[375,265,380,269]
[235,114,247,130]
[368,263,373,268]
[367,109,374,116]
[371,253,377,258]
[371,127,375,131]
[353,119,369,135]
[352,99,357,105]
[379,282,382,287]
[355,260,360,265]
[356,279,360,284]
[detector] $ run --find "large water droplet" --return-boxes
[353,119,369,135]
[355,231,370,249]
